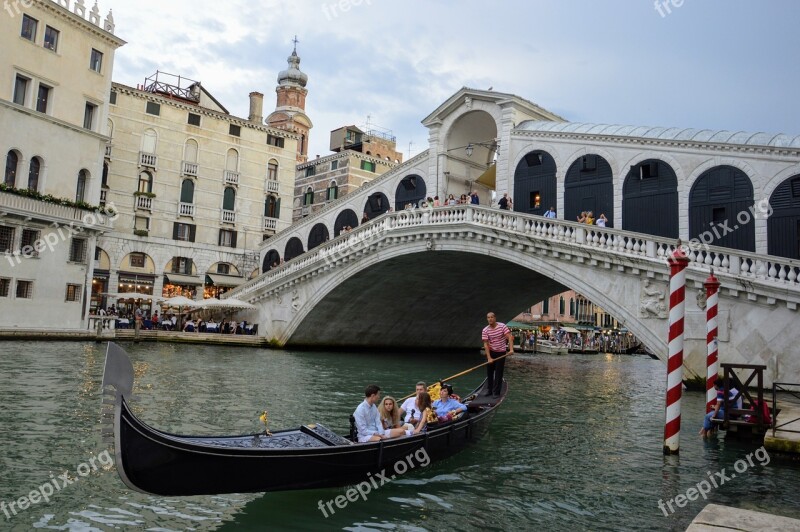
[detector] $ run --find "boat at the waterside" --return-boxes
[532,339,569,355]
[100,342,507,496]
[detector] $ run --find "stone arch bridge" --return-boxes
[228,206,800,385]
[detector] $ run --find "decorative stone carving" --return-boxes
[464,96,472,110]
[104,9,115,34]
[640,279,667,318]
[73,0,86,18]
[291,290,300,312]
[696,288,707,310]
[89,1,100,25]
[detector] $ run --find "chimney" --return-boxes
[248,92,264,124]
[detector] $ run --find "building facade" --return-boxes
[98,70,299,315]
[292,126,403,224]
[0,0,123,328]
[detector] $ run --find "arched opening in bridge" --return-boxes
[564,154,614,226]
[444,110,498,197]
[513,150,556,216]
[334,209,359,237]
[284,237,304,261]
[363,192,389,220]
[768,174,800,259]
[689,165,755,252]
[308,223,330,250]
[622,159,678,238]
[262,249,280,272]
[394,175,427,210]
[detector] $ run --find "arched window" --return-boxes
[28,157,41,191]
[180,179,194,204]
[184,139,199,163]
[267,159,278,181]
[4,150,19,186]
[138,171,152,193]
[265,195,280,218]
[326,180,338,201]
[101,161,109,187]
[304,186,314,206]
[569,298,575,317]
[76,169,87,202]
[542,298,550,315]
[141,129,157,153]
[559,296,565,315]
[223,187,236,210]
[225,148,239,172]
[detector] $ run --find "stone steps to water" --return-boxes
[687,503,800,530]
[0,328,268,347]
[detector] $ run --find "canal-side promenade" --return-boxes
[0,328,269,347]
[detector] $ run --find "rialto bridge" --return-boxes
[226,88,800,383]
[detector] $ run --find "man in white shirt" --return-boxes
[544,206,556,219]
[400,382,427,424]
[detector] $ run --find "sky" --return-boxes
[101,0,800,161]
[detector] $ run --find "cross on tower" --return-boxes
[292,35,299,52]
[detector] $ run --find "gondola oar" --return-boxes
[399,352,514,401]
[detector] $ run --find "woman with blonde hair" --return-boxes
[379,396,413,438]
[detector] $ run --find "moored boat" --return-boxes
[100,342,507,496]
[533,339,568,355]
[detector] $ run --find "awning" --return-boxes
[206,274,245,288]
[506,320,539,331]
[560,326,580,334]
[475,163,496,189]
[164,273,203,286]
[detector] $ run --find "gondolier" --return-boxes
[482,312,513,397]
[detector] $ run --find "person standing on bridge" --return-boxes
[482,312,514,397]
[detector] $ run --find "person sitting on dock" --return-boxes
[432,384,467,419]
[699,377,742,437]
[400,382,427,425]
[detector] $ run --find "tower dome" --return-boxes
[277,50,308,88]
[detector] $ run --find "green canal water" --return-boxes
[1,342,799,531]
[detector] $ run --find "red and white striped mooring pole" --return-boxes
[704,271,721,413]
[664,241,689,455]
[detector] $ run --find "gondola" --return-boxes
[100,342,508,496]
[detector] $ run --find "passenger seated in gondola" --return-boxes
[399,382,427,425]
[412,393,435,434]
[379,396,414,434]
[432,384,467,420]
[354,385,413,443]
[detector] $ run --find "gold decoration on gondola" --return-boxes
[259,409,272,436]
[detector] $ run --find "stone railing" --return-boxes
[229,205,800,302]
[135,195,152,211]
[263,217,278,231]
[178,202,195,217]
[266,180,280,194]
[105,144,112,158]
[221,209,236,224]
[0,191,113,229]
[50,0,116,34]
[182,161,198,177]
[224,170,239,185]
[139,152,157,168]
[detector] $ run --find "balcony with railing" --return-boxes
[135,195,153,211]
[221,209,236,223]
[182,161,198,177]
[224,170,239,185]
[263,217,278,231]
[99,189,107,205]
[266,180,280,194]
[178,202,195,217]
[139,151,157,168]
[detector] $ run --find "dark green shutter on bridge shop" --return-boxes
[768,175,800,259]
[564,155,614,226]
[622,160,679,238]
[513,151,556,216]
[689,165,755,252]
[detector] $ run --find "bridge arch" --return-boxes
[284,237,304,261]
[513,149,557,216]
[262,249,280,272]
[622,159,679,238]
[363,192,390,220]
[564,153,615,226]
[688,165,755,252]
[394,175,427,210]
[334,209,359,237]
[308,223,330,250]
[768,174,800,259]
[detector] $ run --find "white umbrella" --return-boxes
[219,297,257,310]
[162,295,201,330]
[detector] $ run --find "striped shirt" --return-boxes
[482,323,510,352]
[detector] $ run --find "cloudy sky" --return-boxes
[102,0,800,160]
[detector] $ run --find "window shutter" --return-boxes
[189,224,196,242]
[218,230,223,247]
[172,223,179,240]
[186,258,193,274]
[276,198,281,218]
[231,231,238,248]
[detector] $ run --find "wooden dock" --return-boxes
[764,402,800,456]
[0,328,270,348]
